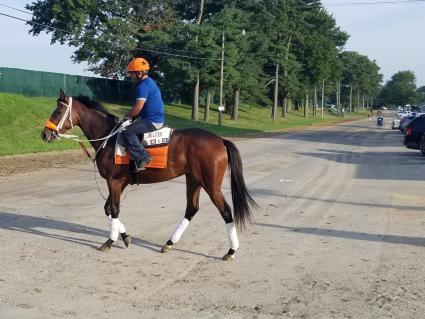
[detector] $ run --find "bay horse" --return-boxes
[41,89,256,260]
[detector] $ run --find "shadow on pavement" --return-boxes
[279,194,424,211]
[0,212,219,259]
[255,223,425,247]
[297,148,425,180]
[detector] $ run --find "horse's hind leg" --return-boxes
[161,174,201,253]
[207,190,239,261]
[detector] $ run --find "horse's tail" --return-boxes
[223,139,257,231]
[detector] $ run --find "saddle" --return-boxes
[115,127,172,169]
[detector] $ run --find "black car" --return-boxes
[399,115,416,133]
[404,115,425,150]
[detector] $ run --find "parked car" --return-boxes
[399,115,416,133]
[392,118,400,130]
[404,116,425,150]
[400,110,412,118]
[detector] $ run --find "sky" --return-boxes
[0,0,424,86]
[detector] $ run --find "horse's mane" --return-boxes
[74,95,118,125]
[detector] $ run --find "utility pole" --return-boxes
[218,30,225,126]
[272,63,279,122]
[336,81,340,116]
[349,84,353,113]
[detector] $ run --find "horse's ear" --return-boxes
[59,88,65,100]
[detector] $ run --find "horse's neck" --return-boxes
[77,106,114,150]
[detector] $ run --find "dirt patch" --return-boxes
[0,149,91,177]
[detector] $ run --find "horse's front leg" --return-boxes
[99,179,131,251]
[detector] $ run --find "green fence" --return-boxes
[0,67,135,103]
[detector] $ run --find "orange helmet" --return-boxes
[127,58,150,72]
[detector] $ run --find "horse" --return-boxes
[41,89,257,261]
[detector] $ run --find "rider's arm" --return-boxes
[126,99,145,118]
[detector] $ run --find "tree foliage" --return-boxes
[378,71,420,106]
[26,0,382,116]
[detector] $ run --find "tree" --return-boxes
[378,71,419,106]
[26,0,382,120]
[339,51,382,110]
[416,86,425,104]
[27,1,180,78]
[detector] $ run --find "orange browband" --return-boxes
[45,120,58,131]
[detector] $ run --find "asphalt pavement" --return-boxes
[0,114,424,318]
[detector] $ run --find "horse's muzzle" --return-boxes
[41,128,56,143]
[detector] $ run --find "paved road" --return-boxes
[1,115,424,318]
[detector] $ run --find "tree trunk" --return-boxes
[204,91,211,121]
[304,94,308,118]
[191,0,203,121]
[357,91,360,110]
[196,0,204,24]
[192,75,199,121]
[314,86,317,117]
[232,88,240,121]
[281,34,292,119]
[282,95,287,118]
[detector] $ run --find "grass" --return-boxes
[0,92,367,156]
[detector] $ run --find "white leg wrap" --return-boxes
[117,220,126,233]
[170,218,190,243]
[108,215,126,234]
[226,222,239,250]
[109,218,120,241]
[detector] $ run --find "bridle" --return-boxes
[43,96,133,200]
[44,97,124,144]
[44,97,74,139]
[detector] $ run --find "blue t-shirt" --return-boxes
[136,77,164,124]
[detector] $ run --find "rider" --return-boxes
[122,57,165,172]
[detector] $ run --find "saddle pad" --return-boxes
[142,127,172,147]
[145,146,169,169]
[114,127,172,168]
[115,142,169,169]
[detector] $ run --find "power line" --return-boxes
[0,11,221,61]
[325,0,425,6]
[0,3,32,15]
[0,12,69,33]
[134,47,221,60]
[0,2,222,59]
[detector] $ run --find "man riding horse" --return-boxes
[123,58,165,172]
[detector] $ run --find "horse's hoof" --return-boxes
[99,239,113,252]
[161,244,173,253]
[122,235,132,248]
[222,254,235,261]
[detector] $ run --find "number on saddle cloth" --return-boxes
[141,127,173,148]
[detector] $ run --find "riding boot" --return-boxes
[132,153,153,173]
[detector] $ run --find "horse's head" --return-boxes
[41,89,79,142]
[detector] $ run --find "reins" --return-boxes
[44,98,125,162]
[44,97,131,200]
